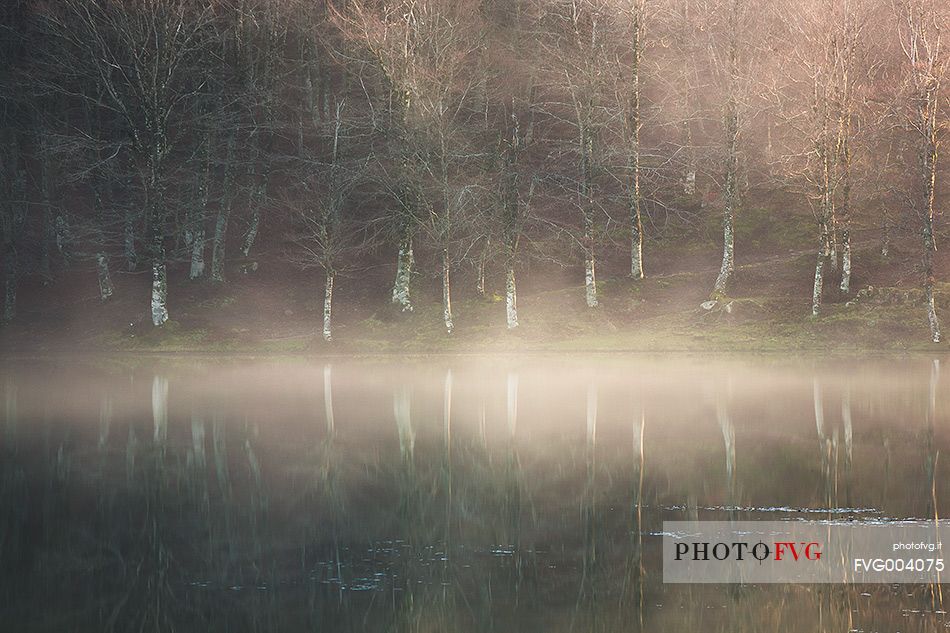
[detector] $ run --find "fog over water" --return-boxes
[1,355,949,632]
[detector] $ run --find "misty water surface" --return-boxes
[1,355,948,632]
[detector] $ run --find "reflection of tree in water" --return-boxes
[2,361,950,632]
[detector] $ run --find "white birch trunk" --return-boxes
[839,238,852,293]
[96,253,114,301]
[442,249,454,334]
[713,212,735,297]
[151,258,169,326]
[476,260,486,297]
[506,264,519,330]
[323,270,334,342]
[714,77,739,297]
[881,211,890,257]
[927,283,940,343]
[684,171,696,195]
[190,228,205,279]
[585,254,598,308]
[811,236,826,317]
[631,221,644,280]
[392,237,413,312]
[241,207,260,258]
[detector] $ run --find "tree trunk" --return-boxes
[476,238,489,297]
[211,133,237,284]
[210,210,229,284]
[40,207,52,283]
[241,206,260,258]
[812,119,833,316]
[881,210,890,258]
[919,73,940,343]
[190,228,205,279]
[151,254,168,326]
[713,95,739,297]
[96,253,114,301]
[506,260,518,330]
[442,248,453,334]
[838,75,854,293]
[812,227,828,317]
[923,203,940,343]
[124,209,137,272]
[582,126,597,308]
[713,6,740,298]
[189,131,212,280]
[149,171,169,327]
[585,245,597,308]
[242,161,266,258]
[54,215,70,267]
[839,229,852,293]
[2,248,15,323]
[392,232,413,312]
[323,269,334,342]
[476,259,486,297]
[39,152,53,282]
[630,181,644,280]
[828,216,838,273]
[629,11,645,280]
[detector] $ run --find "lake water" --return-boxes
[1,355,948,632]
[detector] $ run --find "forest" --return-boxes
[0,0,946,348]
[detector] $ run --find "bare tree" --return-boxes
[620,0,647,279]
[338,0,423,314]
[711,0,743,298]
[287,100,365,342]
[41,0,214,325]
[339,0,482,333]
[539,0,615,308]
[897,0,944,342]
[0,132,26,322]
[210,0,285,283]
